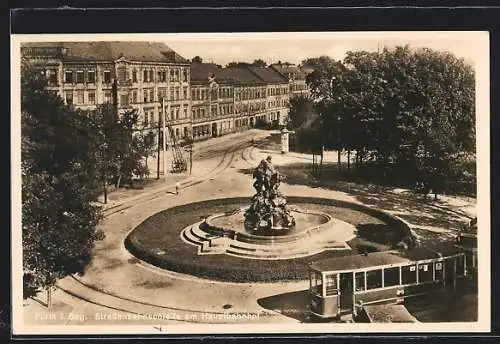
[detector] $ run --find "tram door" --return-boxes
[444,257,456,290]
[339,273,353,311]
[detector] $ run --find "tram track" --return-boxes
[52,135,281,323]
[103,139,253,218]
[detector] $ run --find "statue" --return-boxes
[244,156,296,234]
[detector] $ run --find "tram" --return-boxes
[308,242,470,319]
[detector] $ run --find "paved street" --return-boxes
[22,129,477,326]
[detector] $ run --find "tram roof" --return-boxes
[309,243,463,273]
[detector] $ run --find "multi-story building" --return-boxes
[270,62,309,98]
[247,66,290,125]
[190,63,234,140]
[21,41,311,147]
[21,41,191,144]
[219,67,267,130]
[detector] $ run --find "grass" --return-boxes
[125,197,412,283]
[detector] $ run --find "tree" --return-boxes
[21,61,104,304]
[226,61,250,68]
[286,95,316,130]
[304,46,475,195]
[252,59,267,67]
[192,56,203,63]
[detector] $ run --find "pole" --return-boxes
[189,144,193,175]
[157,108,161,179]
[162,98,168,183]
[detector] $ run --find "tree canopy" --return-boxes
[302,46,476,196]
[22,61,104,298]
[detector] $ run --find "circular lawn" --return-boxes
[125,197,411,283]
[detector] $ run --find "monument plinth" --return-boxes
[243,156,296,235]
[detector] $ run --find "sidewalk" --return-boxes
[95,129,269,211]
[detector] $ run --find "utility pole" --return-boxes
[162,98,168,183]
[156,106,161,180]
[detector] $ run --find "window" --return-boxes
[76,71,84,84]
[170,90,174,101]
[383,267,400,287]
[158,88,167,101]
[64,70,73,84]
[418,263,434,283]
[366,270,383,290]
[355,272,365,292]
[184,127,188,137]
[434,261,444,281]
[149,89,154,102]
[87,70,95,84]
[149,70,154,83]
[132,69,137,83]
[310,271,323,296]
[120,94,128,106]
[150,112,155,126]
[191,89,196,100]
[456,255,466,276]
[117,66,127,83]
[182,69,188,82]
[143,70,149,83]
[143,89,148,103]
[104,91,112,103]
[144,110,149,126]
[47,69,58,85]
[103,70,112,84]
[170,69,175,81]
[183,87,188,100]
[131,90,137,103]
[325,274,338,296]
[401,264,417,285]
[65,90,73,104]
[183,108,187,118]
[76,90,84,104]
[175,107,179,120]
[175,128,180,137]
[88,91,96,104]
[175,88,179,101]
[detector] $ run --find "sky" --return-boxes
[161,32,486,67]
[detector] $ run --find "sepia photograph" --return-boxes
[10,31,490,335]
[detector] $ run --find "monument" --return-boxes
[243,155,296,235]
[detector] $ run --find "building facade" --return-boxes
[190,63,235,140]
[21,41,191,145]
[22,42,311,147]
[247,66,290,125]
[270,62,309,98]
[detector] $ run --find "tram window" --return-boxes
[418,263,434,282]
[366,270,383,290]
[434,261,444,281]
[325,274,338,296]
[355,272,366,292]
[383,267,400,287]
[310,271,323,296]
[402,264,417,285]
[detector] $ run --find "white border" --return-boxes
[10,31,490,335]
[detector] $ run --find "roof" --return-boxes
[270,63,307,80]
[21,41,188,64]
[217,67,266,86]
[309,245,463,272]
[247,66,288,84]
[363,304,418,323]
[190,62,233,84]
[310,251,410,272]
